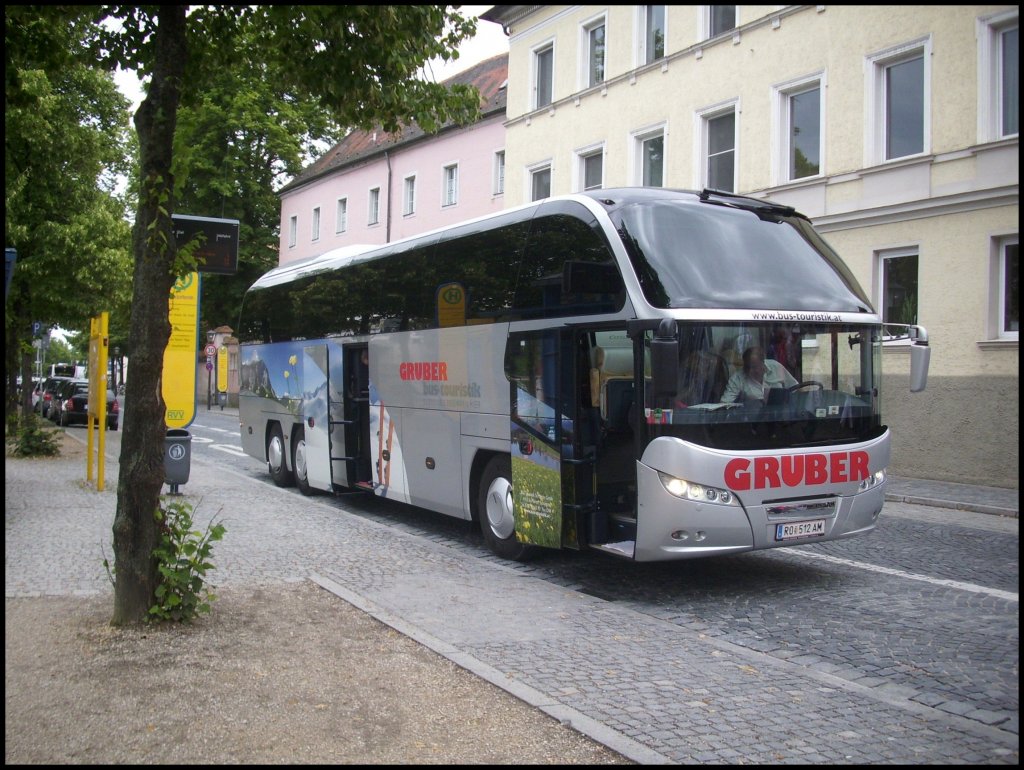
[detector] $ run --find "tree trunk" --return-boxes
[111,6,188,626]
[5,285,33,421]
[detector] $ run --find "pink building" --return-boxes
[277,54,509,266]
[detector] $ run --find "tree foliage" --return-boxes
[5,7,134,414]
[81,5,482,625]
[170,22,347,336]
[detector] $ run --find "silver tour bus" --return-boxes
[237,188,930,561]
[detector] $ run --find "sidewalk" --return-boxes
[885,475,1019,518]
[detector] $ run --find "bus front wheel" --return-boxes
[477,455,531,561]
[267,424,293,487]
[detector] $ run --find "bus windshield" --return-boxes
[636,321,883,451]
[611,196,873,313]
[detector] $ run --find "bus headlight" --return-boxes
[658,473,738,506]
[858,468,886,492]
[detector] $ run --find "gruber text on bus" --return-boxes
[399,361,448,381]
[724,451,870,491]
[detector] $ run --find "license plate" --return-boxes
[775,518,826,541]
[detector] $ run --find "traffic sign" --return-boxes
[204,343,217,357]
[206,361,214,371]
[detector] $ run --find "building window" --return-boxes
[288,215,297,248]
[878,248,919,337]
[1000,25,1019,137]
[403,175,416,216]
[534,43,554,109]
[443,164,459,207]
[700,105,736,192]
[311,206,320,242]
[708,5,736,38]
[581,150,604,191]
[336,198,347,233]
[640,133,664,187]
[368,187,380,226]
[640,6,666,65]
[868,39,930,163]
[583,16,606,88]
[493,151,505,195]
[980,12,1019,141]
[997,236,1019,340]
[530,164,551,202]
[775,75,823,182]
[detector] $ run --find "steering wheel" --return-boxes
[787,381,824,393]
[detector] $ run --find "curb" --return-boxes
[885,493,1019,519]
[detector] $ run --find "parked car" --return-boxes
[34,376,73,420]
[51,379,119,430]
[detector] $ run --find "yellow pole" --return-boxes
[86,312,110,491]
[97,312,108,491]
[87,317,96,484]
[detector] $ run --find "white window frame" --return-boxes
[630,124,667,187]
[442,163,459,207]
[532,39,555,111]
[702,5,737,40]
[493,150,506,196]
[636,5,667,67]
[311,206,320,242]
[527,160,553,202]
[575,142,605,192]
[288,214,297,248]
[865,37,931,165]
[335,197,348,234]
[875,246,920,344]
[772,72,826,186]
[977,10,1019,143]
[695,100,738,192]
[368,187,380,226]
[580,13,607,91]
[402,174,416,217]
[992,234,1019,341]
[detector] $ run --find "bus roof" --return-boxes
[249,188,816,292]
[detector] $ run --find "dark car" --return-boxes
[51,379,119,430]
[34,376,73,420]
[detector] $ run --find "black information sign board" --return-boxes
[172,215,239,275]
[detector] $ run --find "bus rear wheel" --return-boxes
[267,424,293,487]
[477,455,531,561]
[293,427,316,496]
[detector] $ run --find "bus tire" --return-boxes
[292,427,316,496]
[477,454,531,562]
[267,424,293,487]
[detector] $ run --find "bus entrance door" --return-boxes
[341,345,373,489]
[302,344,334,490]
[507,330,594,551]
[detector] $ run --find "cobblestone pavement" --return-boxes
[5,432,1018,765]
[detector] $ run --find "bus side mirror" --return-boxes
[651,318,678,400]
[909,340,930,393]
[907,325,930,393]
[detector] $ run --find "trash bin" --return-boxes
[164,429,192,494]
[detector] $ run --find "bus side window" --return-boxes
[515,204,625,319]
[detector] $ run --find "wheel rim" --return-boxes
[268,434,285,475]
[295,439,307,483]
[484,475,515,540]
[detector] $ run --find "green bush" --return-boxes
[6,413,61,457]
[149,499,226,623]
